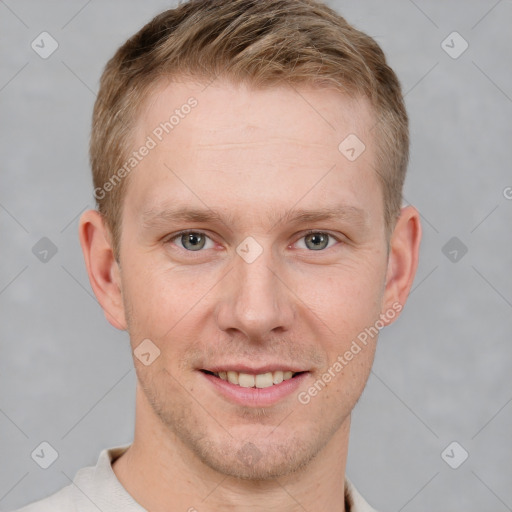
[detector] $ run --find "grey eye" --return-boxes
[304,232,330,250]
[180,232,206,251]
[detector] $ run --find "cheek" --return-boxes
[121,263,177,336]
[295,259,386,338]
[121,257,223,346]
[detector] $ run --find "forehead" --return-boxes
[138,77,375,148]
[124,78,383,230]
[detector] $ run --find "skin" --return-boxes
[79,78,421,512]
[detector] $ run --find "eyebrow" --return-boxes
[140,204,368,232]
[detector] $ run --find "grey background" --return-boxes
[1,0,511,511]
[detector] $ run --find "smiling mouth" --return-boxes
[200,369,306,388]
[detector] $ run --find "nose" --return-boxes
[214,246,296,340]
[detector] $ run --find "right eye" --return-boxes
[167,231,216,251]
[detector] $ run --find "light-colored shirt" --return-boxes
[12,445,378,512]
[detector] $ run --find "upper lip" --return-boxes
[201,364,308,374]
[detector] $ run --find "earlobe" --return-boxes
[381,205,422,324]
[78,210,127,330]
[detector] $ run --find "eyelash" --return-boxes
[165,229,342,252]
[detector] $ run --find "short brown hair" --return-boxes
[90,0,409,259]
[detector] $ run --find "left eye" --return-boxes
[295,232,338,251]
[170,231,215,251]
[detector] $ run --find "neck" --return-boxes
[112,384,350,512]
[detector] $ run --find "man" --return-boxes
[14,0,421,510]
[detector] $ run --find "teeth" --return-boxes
[273,371,284,385]
[215,370,298,388]
[255,372,273,388]
[238,373,255,387]
[227,371,239,385]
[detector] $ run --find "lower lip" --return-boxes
[199,371,309,407]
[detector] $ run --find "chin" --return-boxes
[192,436,318,481]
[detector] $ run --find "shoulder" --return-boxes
[9,445,131,512]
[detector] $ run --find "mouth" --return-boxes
[199,368,310,407]
[200,369,306,389]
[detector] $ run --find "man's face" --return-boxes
[117,79,393,479]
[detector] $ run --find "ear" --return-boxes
[78,210,127,330]
[381,205,422,324]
